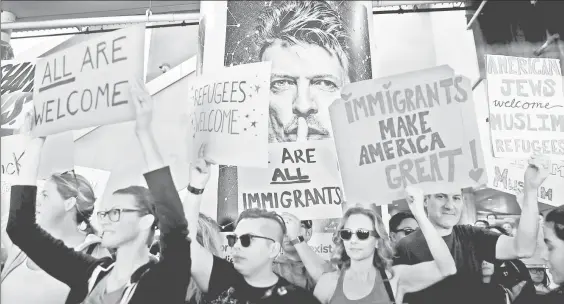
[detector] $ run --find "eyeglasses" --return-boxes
[339,229,379,241]
[226,233,275,248]
[61,170,79,188]
[97,208,146,222]
[529,268,545,274]
[395,228,416,236]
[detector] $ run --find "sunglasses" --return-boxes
[395,228,416,236]
[339,229,379,241]
[97,208,147,222]
[226,233,275,248]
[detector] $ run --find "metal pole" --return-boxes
[466,0,488,30]
[1,12,200,31]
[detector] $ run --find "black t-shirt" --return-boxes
[206,255,320,304]
[393,225,500,304]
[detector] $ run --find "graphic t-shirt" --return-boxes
[393,225,500,304]
[206,255,320,304]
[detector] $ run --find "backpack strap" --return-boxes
[378,265,396,303]
[0,249,26,283]
[85,243,97,255]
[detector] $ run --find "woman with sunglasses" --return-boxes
[539,205,564,304]
[5,80,191,304]
[1,167,110,304]
[314,187,457,304]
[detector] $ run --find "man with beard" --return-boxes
[254,0,351,143]
[393,155,550,304]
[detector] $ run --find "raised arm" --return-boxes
[392,186,457,300]
[281,212,333,284]
[495,155,548,260]
[6,116,100,287]
[181,148,215,293]
[131,79,191,299]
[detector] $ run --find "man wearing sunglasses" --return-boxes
[393,155,550,304]
[389,212,419,247]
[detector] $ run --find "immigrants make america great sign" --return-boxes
[330,66,484,204]
[486,55,563,160]
[31,25,145,137]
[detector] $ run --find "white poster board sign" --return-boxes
[31,25,145,137]
[238,141,344,220]
[330,66,485,204]
[190,62,270,167]
[486,55,563,160]
[488,158,563,207]
[1,132,74,199]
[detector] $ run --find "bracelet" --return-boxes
[187,184,204,195]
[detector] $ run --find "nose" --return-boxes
[443,198,455,210]
[292,80,318,117]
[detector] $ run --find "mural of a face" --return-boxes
[262,41,348,143]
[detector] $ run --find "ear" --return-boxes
[269,242,282,259]
[64,197,77,212]
[139,214,156,230]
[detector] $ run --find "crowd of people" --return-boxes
[0,79,561,304]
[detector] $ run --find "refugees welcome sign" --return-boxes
[31,25,145,137]
[330,66,484,204]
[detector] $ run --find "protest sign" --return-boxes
[486,55,564,160]
[330,66,485,204]
[219,232,335,262]
[31,25,145,137]
[189,62,270,167]
[488,158,563,207]
[238,140,344,220]
[1,132,74,196]
[1,60,35,132]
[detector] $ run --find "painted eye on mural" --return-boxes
[270,79,295,92]
[311,79,338,92]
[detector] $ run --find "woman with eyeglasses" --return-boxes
[1,167,110,304]
[313,187,457,304]
[527,265,551,295]
[5,80,191,304]
[539,205,564,304]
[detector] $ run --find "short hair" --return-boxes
[389,212,415,233]
[474,220,489,227]
[236,208,287,242]
[301,220,313,230]
[113,186,158,246]
[50,171,97,235]
[254,0,351,78]
[489,225,510,236]
[486,213,497,219]
[545,205,564,242]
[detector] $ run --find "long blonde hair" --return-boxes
[186,213,222,303]
[331,206,395,277]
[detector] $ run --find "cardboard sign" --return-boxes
[238,140,344,220]
[1,60,35,131]
[190,62,270,167]
[330,66,485,204]
[31,25,145,137]
[488,158,563,207]
[1,132,74,192]
[486,55,564,160]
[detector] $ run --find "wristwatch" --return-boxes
[290,236,304,246]
[187,184,204,195]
